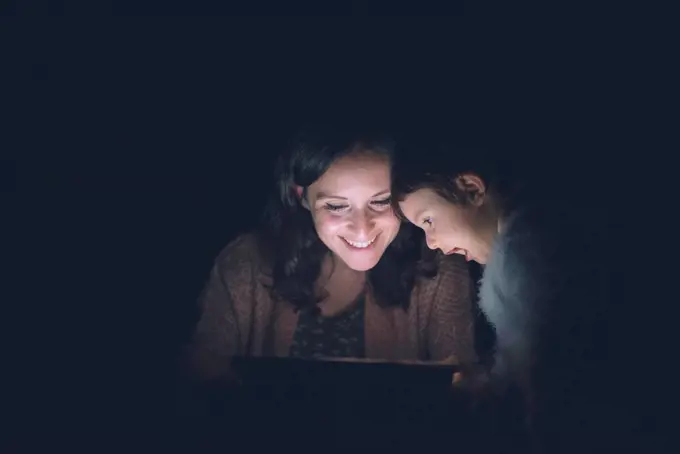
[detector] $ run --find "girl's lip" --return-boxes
[447,247,471,261]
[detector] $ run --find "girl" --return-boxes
[391,145,632,453]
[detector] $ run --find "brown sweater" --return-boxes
[186,234,477,382]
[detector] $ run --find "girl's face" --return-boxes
[397,175,498,264]
[301,152,401,272]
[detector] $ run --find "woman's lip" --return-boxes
[341,232,381,249]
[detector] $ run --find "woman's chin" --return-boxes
[343,257,381,272]
[335,250,384,272]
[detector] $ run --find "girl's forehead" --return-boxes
[399,188,450,217]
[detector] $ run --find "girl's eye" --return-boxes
[422,217,433,226]
[325,203,348,212]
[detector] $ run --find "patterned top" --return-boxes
[185,234,478,383]
[289,295,366,359]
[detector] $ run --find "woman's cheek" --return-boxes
[313,211,346,234]
[377,211,401,242]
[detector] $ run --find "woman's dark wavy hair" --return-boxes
[257,125,437,313]
[391,142,526,221]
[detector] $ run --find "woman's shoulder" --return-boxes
[214,233,272,282]
[434,252,472,283]
[216,233,259,263]
[413,252,472,300]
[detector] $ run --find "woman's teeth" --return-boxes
[343,237,376,248]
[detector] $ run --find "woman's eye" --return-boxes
[324,198,391,213]
[371,197,392,208]
[325,203,348,212]
[422,217,433,226]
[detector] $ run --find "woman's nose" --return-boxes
[350,210,376,235]
[425,235,438,250]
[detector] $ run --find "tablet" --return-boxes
[231,356,458,388]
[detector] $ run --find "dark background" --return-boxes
[12,16,657,440]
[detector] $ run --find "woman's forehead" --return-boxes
[328,151,390,173]
[310,153,391,196]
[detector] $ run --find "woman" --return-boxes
[390,146,628,453]
[184,128,478,384]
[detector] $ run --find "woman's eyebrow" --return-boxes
[315,192,347,201]
[315,189,390,200]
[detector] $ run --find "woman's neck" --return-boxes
[321,253,365,284]
[316,253,367,316]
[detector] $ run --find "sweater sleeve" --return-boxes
[426,253,478,364]
[183,234,261,383]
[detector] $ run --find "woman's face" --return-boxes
[302,151,401,271]
[397,175,498,264]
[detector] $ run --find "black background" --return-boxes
[10,16,656,440]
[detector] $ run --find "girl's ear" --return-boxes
[454,173,487,206]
